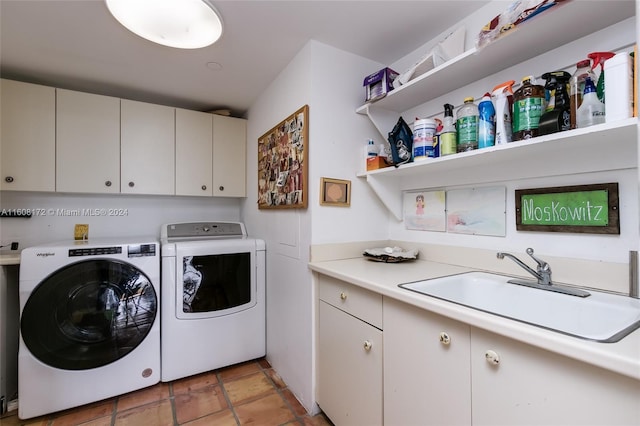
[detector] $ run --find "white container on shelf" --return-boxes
[604,52,633,123]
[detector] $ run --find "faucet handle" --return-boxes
[526,248,549,270]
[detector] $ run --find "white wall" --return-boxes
[242,40,389,414]
[243,42,315,413]
[0,191,240,249]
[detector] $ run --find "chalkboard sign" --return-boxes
[515,183,619,234]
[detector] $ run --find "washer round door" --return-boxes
[21,259,157,370]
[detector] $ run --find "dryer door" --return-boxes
[21,259,157,370]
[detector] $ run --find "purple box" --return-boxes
[363,67,399,102]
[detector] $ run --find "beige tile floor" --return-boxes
[0,358,332,426]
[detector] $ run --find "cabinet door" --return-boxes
[175,109,213,196]
[384,297,471,426]
[56,89,120,193]
[317,301,382,426]
[212,115,246,197]
[121,99,175,195]
[0,79,55,192]
[471,327,640,425]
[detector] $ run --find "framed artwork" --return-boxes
[403,190,446,231]
[258,105,309,209]
[320,178,351,207]
[447,186,506,236]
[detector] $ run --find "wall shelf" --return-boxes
[357,1,634,133]
[355,1,636,221]
[359,119,638,221]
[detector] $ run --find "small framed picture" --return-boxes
[320,178,351,207]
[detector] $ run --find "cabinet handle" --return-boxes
[439,332,451,345]
[339,292,347,301]
[5,176,14,183]
[128,181,135,188]
[201,185,207,191]
[105,180,112,187]
[219,185,224,191]
[363,340,372,351]
[485,350,500,365]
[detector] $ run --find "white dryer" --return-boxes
[160,222,266,382]
[18,238,160,419]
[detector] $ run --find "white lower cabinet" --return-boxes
[471,327,640,426]
[317,276,383,426]
[317,284,640,426]
[384,297,471,426]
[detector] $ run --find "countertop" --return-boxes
[0,253,20,265]
[309,257,640,381]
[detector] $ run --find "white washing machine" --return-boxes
[160,221,265,382]
[18,238,160,419]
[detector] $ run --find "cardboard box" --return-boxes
[367,156,388,171]
[363,67,398,103]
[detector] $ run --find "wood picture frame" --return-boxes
[320,177,351,207]
[515,183,619,234]
[257,105,309,209]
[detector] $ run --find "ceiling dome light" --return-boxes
[105,0,223,49]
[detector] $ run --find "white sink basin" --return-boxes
[399,272,640,342]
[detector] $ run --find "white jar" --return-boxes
[412,118,437,160]
[605,52,633,123]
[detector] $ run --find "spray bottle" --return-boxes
[587,51,615,103]
[491,80,515,144]
[538,71,571,135]
[440,104,457,156]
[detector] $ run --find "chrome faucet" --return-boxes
[497,248,551,285]
[496,248,590,297]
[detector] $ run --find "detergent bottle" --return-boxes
[491,80,515,144]
[456,97,479,152]
[512,76,545,141]
[587,51,615,103]
[477,93,495,148]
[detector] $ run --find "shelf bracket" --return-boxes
[357,103,399,141]
[366,173,403,221]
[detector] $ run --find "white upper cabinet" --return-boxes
[175,108,213,197]
[1,79,56,192]
[56,89,120,193]
[213,115,246,197]
[120,99,175,195]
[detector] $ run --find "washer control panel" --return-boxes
[69,246,122,257]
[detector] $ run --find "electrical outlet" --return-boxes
[10,242,18,250]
